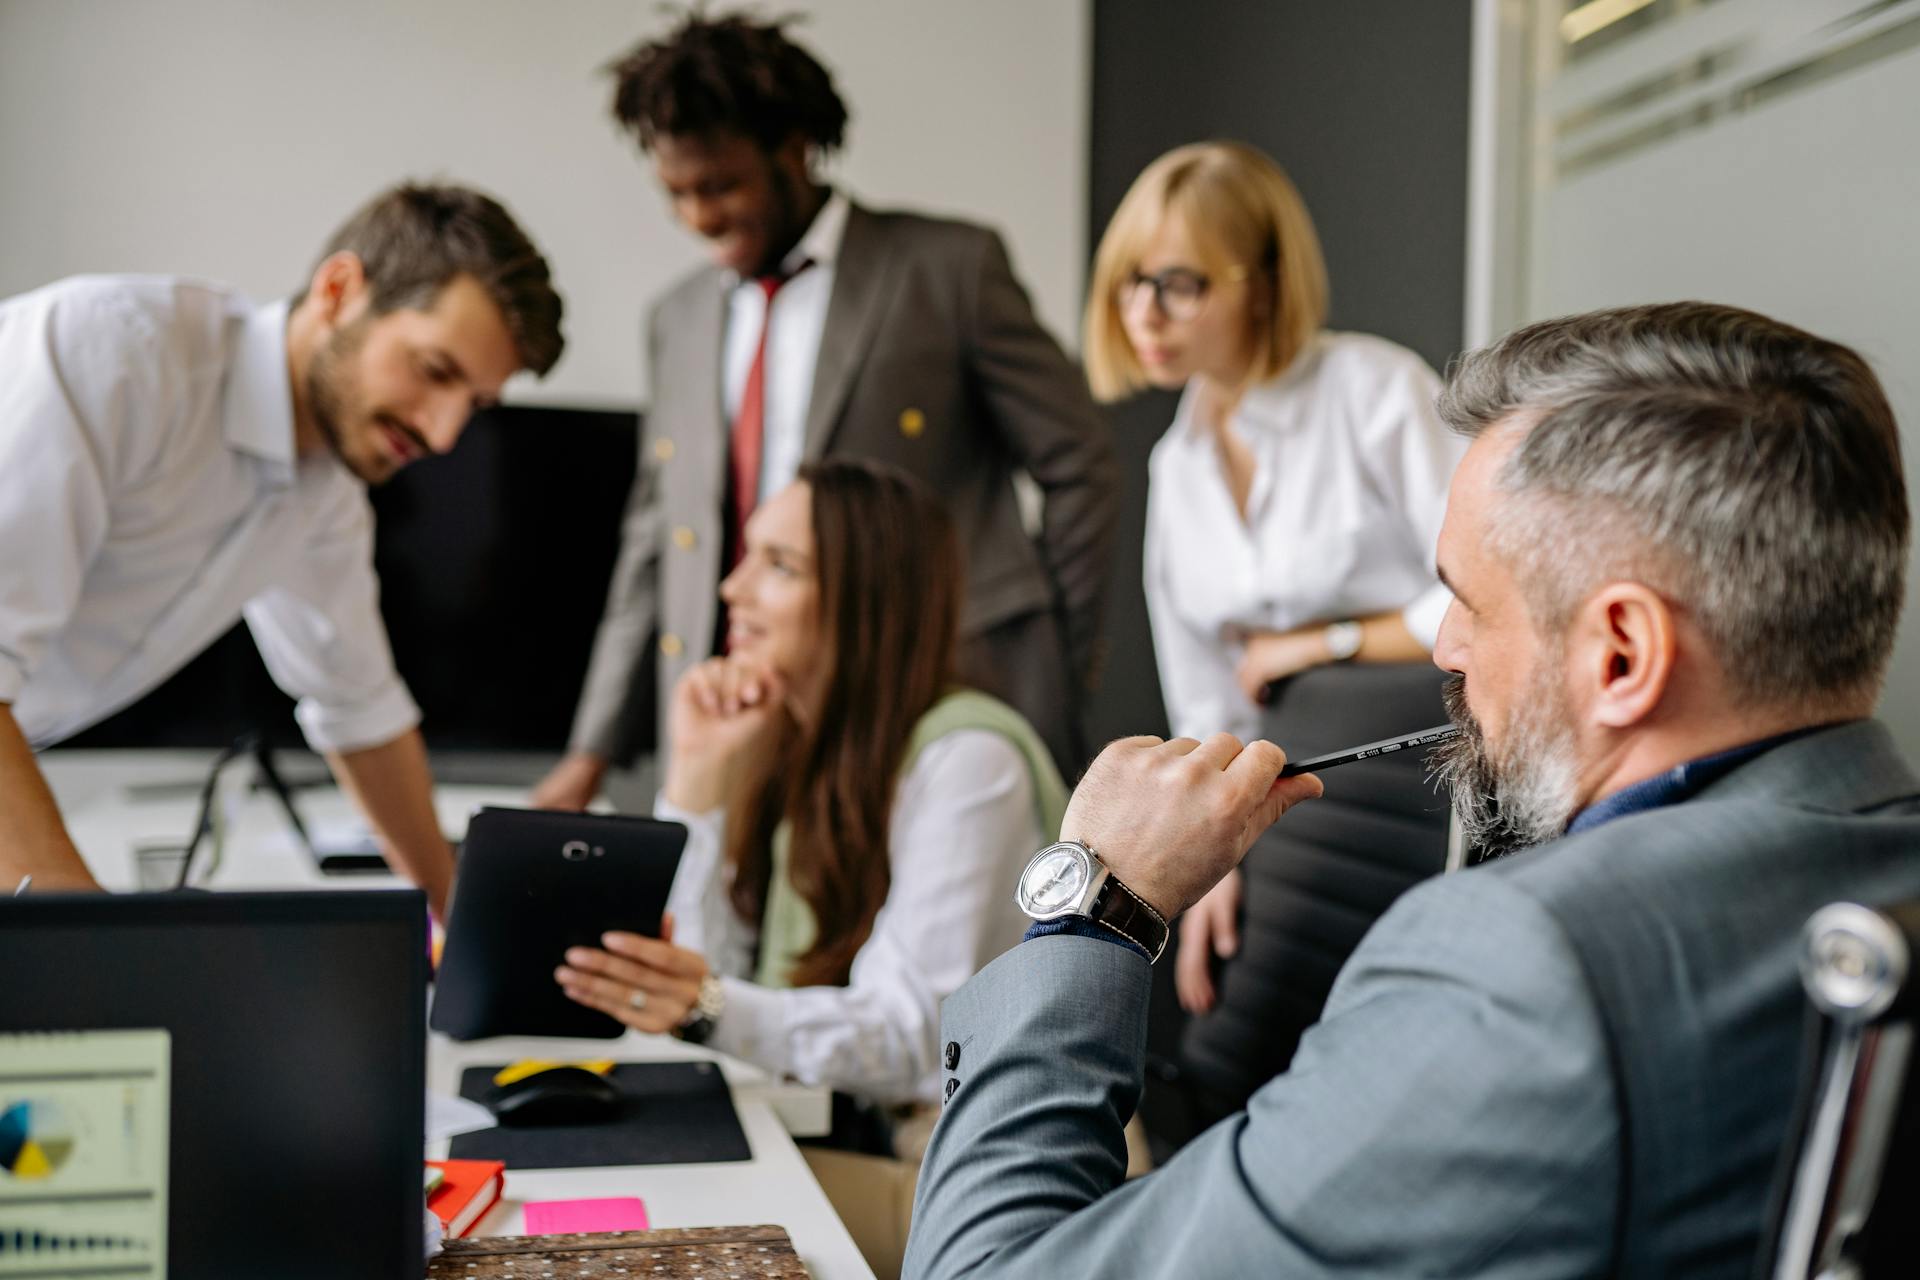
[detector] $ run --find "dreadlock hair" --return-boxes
[607,9,849,155]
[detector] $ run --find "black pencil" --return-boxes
[1278,723,1460,777]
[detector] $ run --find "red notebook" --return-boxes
[426,1159,506,1239]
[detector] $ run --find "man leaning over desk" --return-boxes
[0,183,565,919]
[905,302,1920,1277]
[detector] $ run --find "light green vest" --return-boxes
[751,689,1068,990]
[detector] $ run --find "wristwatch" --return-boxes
[1015,840,1171,962]
[1323,619,1364,662]
[674,974,726,1045]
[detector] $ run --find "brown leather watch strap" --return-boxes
[1092,875,1171,962]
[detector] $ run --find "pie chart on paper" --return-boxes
[0,1099,77,1180]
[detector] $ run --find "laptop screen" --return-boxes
[0,891,427,1278]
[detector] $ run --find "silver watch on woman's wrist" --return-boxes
[1323,618,1364,662]
[675,974,726,1044]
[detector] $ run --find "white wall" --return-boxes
[1476,0,1920,752]
[0,0,1090,408]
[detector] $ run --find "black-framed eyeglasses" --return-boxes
[1116,264,1249,322]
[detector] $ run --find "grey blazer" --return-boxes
[568,203,1116,773]
[905,720,1920,1278]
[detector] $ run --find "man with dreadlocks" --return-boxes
[534,10,1117,812]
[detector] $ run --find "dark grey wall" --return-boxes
[1083,0,1474,747]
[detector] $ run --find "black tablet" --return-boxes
[431,806,688,1041]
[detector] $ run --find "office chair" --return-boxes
[1151,662,1453,1142]
[1763,898,1920,1279]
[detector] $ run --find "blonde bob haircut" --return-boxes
[1083,141,1328,403]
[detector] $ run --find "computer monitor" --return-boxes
[55,402,642,755]
[0,891,427,1278]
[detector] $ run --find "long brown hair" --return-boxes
[723,459,963,987]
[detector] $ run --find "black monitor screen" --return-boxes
[0,891,427,1278]
[55,402,641,754]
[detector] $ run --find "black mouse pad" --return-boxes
[449,1061,752,1169]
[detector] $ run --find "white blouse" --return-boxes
[656,728,1041,1106]
[1144,331,1465,744]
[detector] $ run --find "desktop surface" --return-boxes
[28,758,869,1279]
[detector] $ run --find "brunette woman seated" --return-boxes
[552,459,1065,1143]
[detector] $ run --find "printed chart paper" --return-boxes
[0,1030,170,1277]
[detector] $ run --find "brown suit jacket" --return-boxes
[569,202,1117,774]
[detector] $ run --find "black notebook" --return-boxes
[450,1061,752,1169]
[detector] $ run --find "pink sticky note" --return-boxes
[524,1197,651,1235]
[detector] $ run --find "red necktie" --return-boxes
[728,265,808,571]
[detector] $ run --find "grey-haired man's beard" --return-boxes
[1431,672,1583,861]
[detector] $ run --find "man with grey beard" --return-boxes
[903,301,1920,1279]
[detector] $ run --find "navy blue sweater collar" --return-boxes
[1565,725,1834,835]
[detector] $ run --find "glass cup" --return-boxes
[131,841,193,892]
[130,796,225,891]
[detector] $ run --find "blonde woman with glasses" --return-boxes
[1085,141,1462,1018]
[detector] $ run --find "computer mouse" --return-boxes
[488,1066,622,1127]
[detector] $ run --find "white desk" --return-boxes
[36,749,874,1280]
[41,748,531,895]
[429,1033,869,1279]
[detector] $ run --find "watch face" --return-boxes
[1019,843,1091,917]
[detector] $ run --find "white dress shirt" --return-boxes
[0,275,419,752]
[657,727,1041,1107]
[1144,331,1464,744]
[721,189,851,503]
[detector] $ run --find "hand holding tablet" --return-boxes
[431,808,687,1041]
